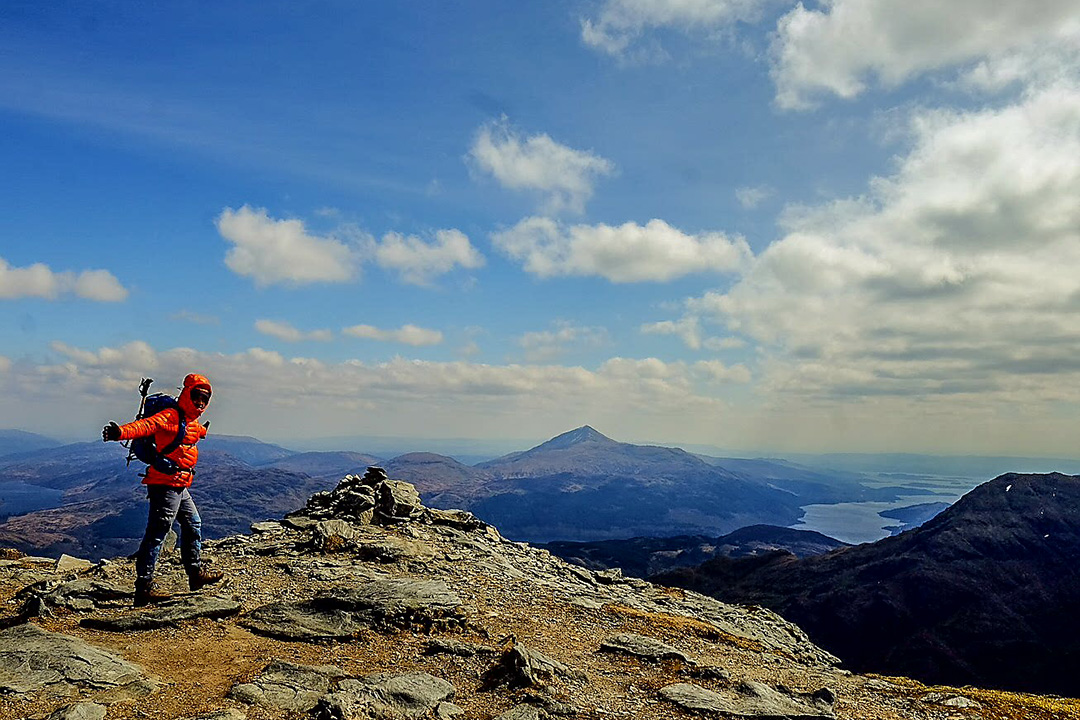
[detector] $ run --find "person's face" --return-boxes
[190,387,211,411]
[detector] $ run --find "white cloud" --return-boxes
[641,317,702,349]
[468,119,615,214]
[693,359,751,383]
[0,257,128,302]
[216,206,358,287]
[582,0,774,58]
[518,322,609,362]
[255,319,333,343]
[772,0,1080,108]
[689,81,1080,401]
[342,324,444,347]
[492,216,750,283]
[373,229,485,286]
[735,185,773,209]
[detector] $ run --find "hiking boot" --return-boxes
[188,567,224,591]
[133,580,171,607]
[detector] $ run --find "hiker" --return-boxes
[102,373,223,606]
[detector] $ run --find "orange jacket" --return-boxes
[118,374,211,488]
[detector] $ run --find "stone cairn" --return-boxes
[294,466,424,525]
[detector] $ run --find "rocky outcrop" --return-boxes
[0,468,1068,719]
[0,623,156,698]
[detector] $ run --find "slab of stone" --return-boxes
[600,633,690,663]
[314,578,465,631]
[494,705,541,720]
[183,711,247,720]
[229,659,346,713]
[45,701,107,720]
[0,623,153,697]
[435,701,465,719]
[661,680,836,719]
[424,508,487,531]
[923,692,981,709]
[314,672,454,720]
[239,602,365,641]
[250,521,283,533]
[80,595,240,632]
[33,578,132,612]
[54,555,95,574]
[281,514,320,531]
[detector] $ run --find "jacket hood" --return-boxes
[178,373,212,419]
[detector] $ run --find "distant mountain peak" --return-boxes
[534,425,616,451]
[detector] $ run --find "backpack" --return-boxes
[126,388,187,476]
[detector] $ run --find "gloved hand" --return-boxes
[102,422,121,442]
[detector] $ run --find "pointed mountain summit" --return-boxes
[533,425,617,451]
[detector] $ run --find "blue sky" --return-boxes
[2,1,1079,456]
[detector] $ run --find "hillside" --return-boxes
[2,471,1076,720]
[542,525,851,577]
[658,473,1080,696]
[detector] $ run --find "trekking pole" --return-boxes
[125,378,154,466]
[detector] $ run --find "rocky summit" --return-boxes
[0,471,1077,720]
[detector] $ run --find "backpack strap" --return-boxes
[150,407,188,474]
[159,406,187,458]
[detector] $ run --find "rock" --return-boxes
[45,702,107,720]
[183,711,247,720]
[494,705,541,720]
[660,680,836,719]
[485,642,586,689]
[80,596,241,632]
[281,515,320,531]
[924,692,981,709]
[599,633,691,663]
[314,672,454,720]
[312,519,360,552]
[250,521,283,533]
[361,466,389,485]
[0,623,154,697]
[424,508,487,532]
[21,577,132,612]
[54,555,94,574]
[426,638,497,657]
[376,480,425,522]
[239,602,364,642]
[315,578,465,630]
[229,659,346,712]
[435,701,465,718]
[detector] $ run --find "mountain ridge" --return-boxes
[658,472,1080,696]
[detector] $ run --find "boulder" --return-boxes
[485,642,586,689]
[376,480,424,522]
[229,659,346,713]
[312,519,360,552]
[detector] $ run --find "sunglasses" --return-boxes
[190,388,212,405]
